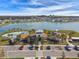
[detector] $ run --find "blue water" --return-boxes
[0,22,79,33]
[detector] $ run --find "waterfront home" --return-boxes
[47,36,61,44]
[52,32,61,36]
[35,30,48,38]
[35,30,44,37]
[20,34,29,43]
[2,31,29,39]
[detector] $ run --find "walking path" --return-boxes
[66,35,74,46]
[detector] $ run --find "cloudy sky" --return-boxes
[0,0,79,16]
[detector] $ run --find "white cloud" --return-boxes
[11,0,43,5]
[11,0,27,5]
[53,10,79,16]
[0,0,79,16]
[18,2,75,14]
[30,0,44,5]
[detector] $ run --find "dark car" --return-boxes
[74,46,79,51]
[77,53,79,57]
[46,56,51,59]
[65,45,72,51]
[19,45,24,50]
[46,46,51,50]
[28,45,34,50]
[35,46,39,50]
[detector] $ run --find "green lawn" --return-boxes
[57,58,79,59]
[65,58,79,59]
[44,30,79,37]
[0,35,8,46]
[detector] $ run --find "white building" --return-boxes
[71,37,79,41]
[35,30,44,37]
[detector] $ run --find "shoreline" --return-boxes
[0,21,79,27]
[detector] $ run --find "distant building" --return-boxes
[0,16,79,21]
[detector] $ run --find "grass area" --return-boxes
[43,40,67,45]
[71,32,79,37]
[65,58,79,59]
[58,30,79,37]
[0,36,8,46]
[45,30,79,37]
[58,30,76,34]
[57,58,79,59]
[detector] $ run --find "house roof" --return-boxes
[36,30,43,33]
[20,34,29,39]
[72,37,79,40]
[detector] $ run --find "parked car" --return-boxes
[65,45,72,51]
[77,53,79,57]
[46,46,51,50]
[46,56,51,59]
[40,46,43,50]
[35,46,39,50]
[28,45,34,50]
[74,46,79,51]
[18,45,24,50]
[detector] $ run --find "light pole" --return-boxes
[62,51,65,59]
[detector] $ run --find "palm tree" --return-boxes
[68,31,76,39]
[61,33,67,43]
[41,37,44,45]
[68,32,72,39]
[34,36,39,45]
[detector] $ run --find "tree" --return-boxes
[61,33,67,43]
[68,31,76,39]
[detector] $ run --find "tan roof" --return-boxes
[20,34,29,39]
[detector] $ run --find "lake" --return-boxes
[0,22,79,33]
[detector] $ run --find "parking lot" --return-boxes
[1,45,79,58]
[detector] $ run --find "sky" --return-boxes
[0,0,79,16]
